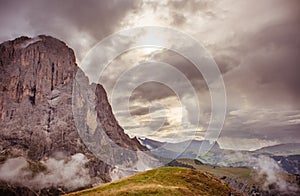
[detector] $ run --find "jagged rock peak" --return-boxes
[2,35,71,51]
[0,35,150,193]
[0,34,147,160]
[0,35,77,107]
[0,34,77,74]
[0,35,113,189]
[0,35,81,159]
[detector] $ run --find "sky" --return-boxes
[1,0,300,150]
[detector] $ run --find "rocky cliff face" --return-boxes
[0,35,147,193]
[94,84,147,151]
[0,36,80,158]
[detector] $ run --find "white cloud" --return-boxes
[0,153,91,191]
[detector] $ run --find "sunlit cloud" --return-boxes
[1,0,299,149]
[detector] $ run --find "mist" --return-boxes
[0,153,91,191]
[254,155,299,194]
[219,152,299,194]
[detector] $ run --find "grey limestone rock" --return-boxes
[0,35,147,192]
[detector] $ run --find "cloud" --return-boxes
[208,152,299,193]
[167,0,215,14]
[0,0,139,60]
[0,153,91,191]
[170,12,186,26]
[130,105,150,116]
[1,0,300,146]
[219,108,300,144]
[254,155,299,193]
[206,1,300,109]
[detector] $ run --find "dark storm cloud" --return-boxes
[170,12,186,26]
[220,124,300,144]
[174,0,300,110]
[0,0,139,59]
[1,0,300,147]
[152,50,208,88]
[220,108,300,143]
[137,0,300,145]
[130,82,176,102]
[223,13,300,108]
[167,0,213,13]
[213,54,241,75]
[250,23,300,101]
[129,105,149,116]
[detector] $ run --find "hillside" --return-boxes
[175,159,300,195]
[178,159,252,181]
[66,167,232,196]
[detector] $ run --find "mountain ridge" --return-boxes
[0,35,147,193]
[255,143,300,155]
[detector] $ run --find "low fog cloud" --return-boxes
[254,155,299,194]
[217,152,299,194]
[0,153,91,191]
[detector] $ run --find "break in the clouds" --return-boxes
[1,0,300,150]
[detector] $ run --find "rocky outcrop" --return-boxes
[94,84,147,151]
[0,35,147,192]
[0,36,81,159]
[72,72,149,170]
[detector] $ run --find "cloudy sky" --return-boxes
[1,0,300,150]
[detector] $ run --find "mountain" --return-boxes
[139,138,220,160]
[138,138,166,149]
[0,35,147,194]
[140,138,300,176]
[66,167,233,196]
[255,143,300,156]
[272,155,300,174]
[252,143,300,174]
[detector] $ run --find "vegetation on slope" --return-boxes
[66,167,232,196]
[178,159,252,181]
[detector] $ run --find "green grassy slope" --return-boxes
[66,167,232,196]
[178,159,253,181]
